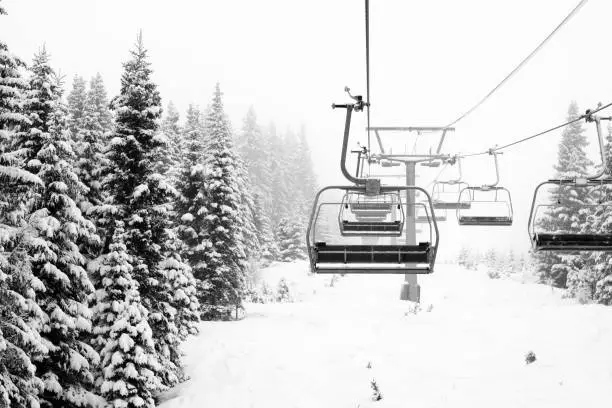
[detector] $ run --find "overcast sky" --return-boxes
[2,0,611,255]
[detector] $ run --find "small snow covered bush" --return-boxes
[276,277,293,303]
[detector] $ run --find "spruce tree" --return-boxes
[87,73,112,134]
[253,192,279,266]
[583,125,612,304]
[265,123,291,226]
[24,56,102,407]
[160,101,182,182]
[200,83,247,320]
[277,217,307,262]
[0,12,47,407]
[90,223,160,408]
[234,155,260,264]
[236,107,271,198]
[532,102,592,288]
[66,75,87,138]
[176,104,209,298]
[102,33,195,388]
[73,75,112,216]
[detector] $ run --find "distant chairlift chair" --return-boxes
[431,157,472,210]
[457,151,513,226]
[339,191,404,236]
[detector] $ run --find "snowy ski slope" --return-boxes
[160,261,612,408]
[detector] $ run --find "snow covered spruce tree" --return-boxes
[0,9,48,406]
[234,156,260,265]
[199,84,248,320]
[277,217,307,262]
[100,33,197,389]
[253,192,279,266]
[90,222,160,408]
[160,101,182,182]
[574,124,612,304]
[21,50,103,407]
[71,74,112,216]
[532,102,593,288]
[67,76,87,137]
[236,107,271,199]
[176,105,209,293]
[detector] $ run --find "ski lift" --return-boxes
[431,158,472,210]
[457,151,513,226]
[529,112,612,251]
[339,191,404,236]
[307,185,439,274]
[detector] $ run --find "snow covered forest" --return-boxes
[0,2,316,406]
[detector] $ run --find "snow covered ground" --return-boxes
[159,261,612,408]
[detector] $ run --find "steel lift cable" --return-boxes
[444,0,589,129]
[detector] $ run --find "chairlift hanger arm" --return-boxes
[333,87,371,185]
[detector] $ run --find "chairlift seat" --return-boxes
[433,200,472,210]
[341,220,402,233]
[533,233,612,251]
[314,242,431,264]
[458,216,512,226]
[350,202,394,213]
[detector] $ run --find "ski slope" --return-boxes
[159,262,612,408]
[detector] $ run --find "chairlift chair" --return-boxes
[457,151,514,226]
[339,191,404,236]
[307,185,439,274]
[528,113,612,251]
[431,157,472,210]
[416,204,447,222]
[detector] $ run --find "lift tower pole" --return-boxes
[400,161,420,302]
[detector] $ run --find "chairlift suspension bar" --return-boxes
[483,150,501,189]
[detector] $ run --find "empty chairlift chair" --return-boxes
[339,191,404,236]
[528,113,612,251]
[307,185,439,274]
[416,203,447,222]
[457,151,513,226]
[431,157,471,210]
[529,180,612,251]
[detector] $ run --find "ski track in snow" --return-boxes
[159,262,612,408]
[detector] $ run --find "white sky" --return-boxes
[2,0,611,256]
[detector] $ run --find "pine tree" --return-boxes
[265,123,291,227]
[24,58,102,407]
[101,33,194,389]
[176,104,209,293]
[160,101,182,182]
[293,126,318,219]
[532,102,592,288]
[0,12,47,406]
[585,124,612,304]
[66,75,87,138]
[73,75,112,217]
[277,217,307,262]
[87,73,113,134]
[234,155,260,264]
[236,107,271,198]
[200,83,248,320]
[90,223,160,408]
[253,192,279,266]
[276,277,292,303]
